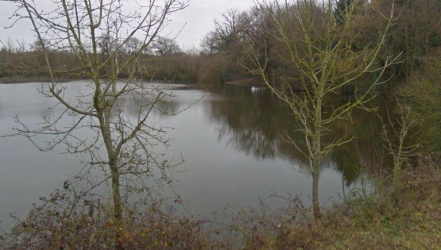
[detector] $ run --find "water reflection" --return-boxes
[0,81,395,231]
[205,86,394,185]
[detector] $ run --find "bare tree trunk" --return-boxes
[110,164,123,250]
[98,102,124,248]
[312,95,322,220]
[312,166,320,219]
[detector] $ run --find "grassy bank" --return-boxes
[235,160,441,249]
[1,158,440,249]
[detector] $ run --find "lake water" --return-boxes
[0,81,388,230]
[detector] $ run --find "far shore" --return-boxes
[0,76,72,84]
[0,76,198,85]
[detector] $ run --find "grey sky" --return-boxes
[0,0,255,50]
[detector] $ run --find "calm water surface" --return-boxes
[0,81,387,230]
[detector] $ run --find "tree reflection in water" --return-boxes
[206,86,396,186]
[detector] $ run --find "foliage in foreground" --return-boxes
[1,156,440,249]
[1,192,206,250]
[232,158,441,250]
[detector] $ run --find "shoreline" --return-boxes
[0,76,198,85]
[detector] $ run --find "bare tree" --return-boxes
[7,0,188,248]
[201,31,219,57]
[381,104,418,195]
[200,9,247,57]
[151,37,182,56]
[245,0,400,219]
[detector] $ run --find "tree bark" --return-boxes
[312,166,320,220]
[110,163,124,250]
[312,91,323,220]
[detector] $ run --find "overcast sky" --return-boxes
[0,0,255,50]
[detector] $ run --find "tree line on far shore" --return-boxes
[0,0,440,94]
